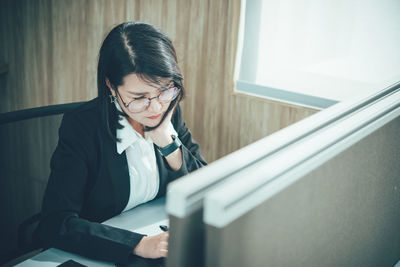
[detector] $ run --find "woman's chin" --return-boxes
[143,118,161,128]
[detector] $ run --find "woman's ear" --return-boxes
[105,78,116,96]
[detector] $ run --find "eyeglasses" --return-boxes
[116,83,180,113]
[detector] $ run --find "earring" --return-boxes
[109,94,116,103]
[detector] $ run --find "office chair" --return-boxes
[0,102,84,266]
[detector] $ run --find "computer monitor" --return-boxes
[203,84,400,266]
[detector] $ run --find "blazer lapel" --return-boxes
[99,100,131,215]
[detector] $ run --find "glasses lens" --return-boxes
[159,87,179,102]
[128,98,149,113]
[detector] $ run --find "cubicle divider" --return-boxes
[203,84,400,266]
[166,81,400,267]
[166,103,332,267]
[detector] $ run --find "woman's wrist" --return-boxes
[133,236,147,256]
[155,134,174,148]
[165,148,183,171]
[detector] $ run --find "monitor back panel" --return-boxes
[206,116,400,267]
[167,209,205,267]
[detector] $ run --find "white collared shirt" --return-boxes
[115,102,160,212]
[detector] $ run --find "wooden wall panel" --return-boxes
[0,0,318,159]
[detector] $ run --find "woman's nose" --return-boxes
[147,97,163,113]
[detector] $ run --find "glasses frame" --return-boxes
[115,83,180,113]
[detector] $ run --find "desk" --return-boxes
[16,197,167,267]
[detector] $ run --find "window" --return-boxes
[235,0,400,109]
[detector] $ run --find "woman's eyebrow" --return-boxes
[126,84,169,96]
[126,90,149,96]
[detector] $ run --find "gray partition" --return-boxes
[166,82,400,267]
[203,86,400,266]
[165,88,384,267]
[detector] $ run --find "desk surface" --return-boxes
[16,197,167,267]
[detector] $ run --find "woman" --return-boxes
[35,21,207,265]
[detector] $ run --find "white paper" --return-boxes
[133,219,169,236]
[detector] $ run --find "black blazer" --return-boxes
[35,97,206,265]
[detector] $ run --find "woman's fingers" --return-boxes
[157,235,169,257]
[158,241,168,250]
[160,231,169,240]
[133,231,170,258]
[160,249,168,258]
[146,108,176,147]
[158,240,168,257]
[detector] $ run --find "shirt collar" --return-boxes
[115,102,151,154]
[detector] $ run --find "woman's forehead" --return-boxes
[121,73,171,94]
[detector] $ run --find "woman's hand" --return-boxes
[146,108,176,148]
[133,231,169,259]
[147,107,183,171]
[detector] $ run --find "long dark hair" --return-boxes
[97,21,184,142]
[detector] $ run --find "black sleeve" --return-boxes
[36,112,144,265]
[167,105,207,180]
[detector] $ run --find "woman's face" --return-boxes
[110,73,172,127]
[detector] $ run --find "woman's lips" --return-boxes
[147,114,161,119]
